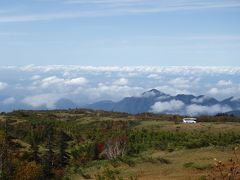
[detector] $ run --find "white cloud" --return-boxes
[33,76,88,88]
[2,97,15,105]
[186,104,232,116]
[40,76,65,88]
[113,78,129,86]
[84,83,143,101]
[169,77,190,89]
[169,77,200,90]
[157,95,170,101]
[31,75,41,80]
[151,100,184,113]
[14,65,240,76]
[217,80,232,86]
[191,96,211,104]
[207,86,240,99]
[22,93,62,108]
[208,87,219,96]
[155,85,191,96]
[147,74,161,80]
[65,77,88,85]
[151,100,232,115]
[0,65,240,111]
[0,82,8,91]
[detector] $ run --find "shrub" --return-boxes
[156,157,171,164]
[183,162,212,170]
[208,147,240,180]
[95,168,122,180]
[14,161,43,180]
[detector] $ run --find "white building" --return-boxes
[183,117,197,124]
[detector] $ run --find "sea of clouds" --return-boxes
[0,65,240,112]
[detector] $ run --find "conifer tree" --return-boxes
[0,119,11,180]
[30,123,40,162]
[43,125,54,179]
[58,131,70,168]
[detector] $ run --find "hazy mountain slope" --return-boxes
[84,89,238,115]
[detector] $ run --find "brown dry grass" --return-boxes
[122,147,239,180]
[134,120,240,133]
[72,147,240,180]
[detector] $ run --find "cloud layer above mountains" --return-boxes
[0,65,240,112]
[151,101,232,116]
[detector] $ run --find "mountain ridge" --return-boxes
[82,89,240,116]
[4,89,236,116]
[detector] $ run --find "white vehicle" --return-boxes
[183,118,197,124]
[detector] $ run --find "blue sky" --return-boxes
[0,0,240,66]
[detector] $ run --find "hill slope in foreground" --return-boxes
[0,109,240,180]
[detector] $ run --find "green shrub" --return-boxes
[183,162,195,168]
[183,162,212,170]
[95,168,122,180]
[119,156,136,167]
[156,157,171,164]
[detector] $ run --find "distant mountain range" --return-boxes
[82,89,240,116]
[1,89,240,116]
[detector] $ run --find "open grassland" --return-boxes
[71,147,240,180]
[134,120,240,133]
[0,109,239,179]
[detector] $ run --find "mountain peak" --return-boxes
[55,98,77,109]
[83,89,240,115]
[149,89,161,94]
[142,89,166,97]
[222,96,234,102]
[222,96,240,103]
